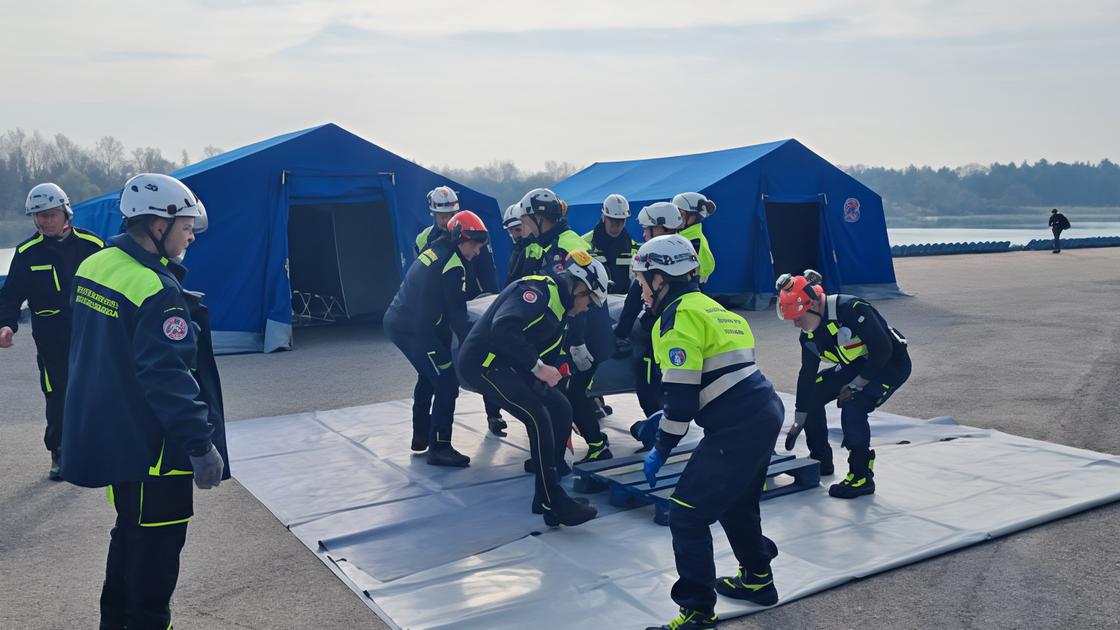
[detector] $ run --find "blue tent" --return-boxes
[71,123,506,353]
[552,139,901,307]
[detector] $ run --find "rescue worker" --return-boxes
[416,185,498,297]
[417,186,507,436]
[615,202,686,418]
[385,211,491,467]
[636,235,784,629]
[672,192,717,285]
[519,188,613,464]
[456,251,607,527]
[62,173,229,629]
[581,193,638,294]
[502,201,544,290]
[0,182,103,480]
[777,270,911,498]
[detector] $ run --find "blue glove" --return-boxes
[644,448,666,488]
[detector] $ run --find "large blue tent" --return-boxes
[71,123,506,353]
[553,139,901,307]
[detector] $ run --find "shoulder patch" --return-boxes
[668,348,687,366]
[522,289,538,304]
[163,316,189,341]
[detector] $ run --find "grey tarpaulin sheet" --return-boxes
[227,393,1120,630]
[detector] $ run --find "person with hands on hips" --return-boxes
[62,173,229,629]
[776,270,911,498]
[635,235,784,630]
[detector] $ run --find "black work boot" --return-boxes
[575,434,613,465]
[49,450,63,482]
[532,492,590,514]
[715,564,778,606]
[541,489,598,527]
[646,607,718,630]
[426,445,470,467]
[410,429,428,452]
[829,448,875,498]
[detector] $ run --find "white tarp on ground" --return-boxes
[227,393,1120,630]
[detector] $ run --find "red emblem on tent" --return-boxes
[843,198,861,223]
[522,290,538,304]
[163,316,188,341]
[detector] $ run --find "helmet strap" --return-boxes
[144,216,173,261]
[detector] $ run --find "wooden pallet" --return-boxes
[573,449,821,525]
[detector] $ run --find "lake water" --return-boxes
[887,223,1120,246]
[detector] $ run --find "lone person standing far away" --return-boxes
[1048,208,1070,253]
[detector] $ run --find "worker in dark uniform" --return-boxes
[457,250,608,527]
[777,270,911,498]
[0,182,103,480]
[616,202,687,420]
[501,202,536,287]
[1048,208,1071,253]
[672,192,717,286]
[416,187,507,436]
[635,235,784,630]
[386,210,491,467]
[63,173,228,629]
[519,188,614,464]
[581,193,638,295]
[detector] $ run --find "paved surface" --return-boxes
[2,248,1118,629]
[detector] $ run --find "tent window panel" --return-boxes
[765,202,820,280]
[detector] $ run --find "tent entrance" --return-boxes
[288,201,397,325]
[765,202,820,280]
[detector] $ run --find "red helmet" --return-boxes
[448,210,489,243]
[776,272,824,320]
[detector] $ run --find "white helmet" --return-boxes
[120,173,208,233]
[519,188,566,220]
[601,193,630,219]
[562,249,609,307]
[502,203,524,229]
[637,202,684,230]
[427,186,460,213]
[671,192,717,219]
[631,234,699,278]
[26,183,72,217]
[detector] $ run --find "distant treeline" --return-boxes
[2,127,1117,224]
[846,160,1120,222]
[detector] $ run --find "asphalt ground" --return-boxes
[2,248,1118,629]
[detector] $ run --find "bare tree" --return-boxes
[202,145,224,159]
[93,136,127,180]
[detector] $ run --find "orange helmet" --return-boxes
[776,271,824,320]
[448,210,489,244]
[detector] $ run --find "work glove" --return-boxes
[569,344,594,372]
[784,411,808,450]
[190,444,225,490]
[837,376,871,408]
[644,448,667,488]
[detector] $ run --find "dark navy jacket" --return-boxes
[416,224,498,298]
[62,234,228,487]
[0,227,103,351]
[458,275,572,375]
[386,236,471,342]
[795,294,908,412]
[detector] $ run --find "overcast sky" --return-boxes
[1,1,1116,171]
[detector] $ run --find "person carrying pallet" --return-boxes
[636,235,784,629]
